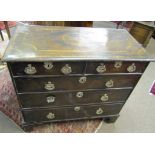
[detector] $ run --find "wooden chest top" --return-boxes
[2,25,155,62]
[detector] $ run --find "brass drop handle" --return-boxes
[105,80,114,88]
[114,61,122,68]
[46,96,55,103]
[96,63,106,73]
[44,81,55,90]
[46,112,55,119]
[96,108,104,115]
[76,92,83,98]
[61,64,72,74]
[74,106,81,112]
[44,62,53,70]
[101,94,109,102]
[79,77,87,84]
[127,63,136,72]
[24,64,37,74]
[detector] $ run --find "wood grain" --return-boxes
[2,25,155,62]
[14,74,141,93]
[19,88,132,108]
[22,103,124,123]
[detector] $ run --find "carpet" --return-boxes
[0,68,103,132]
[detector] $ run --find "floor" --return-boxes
[0,21,155,132]
[98,62,155,132]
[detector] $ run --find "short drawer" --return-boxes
[15,74,140,93]
[22,103,124,123]
[19,89,132,108]
[86,61,148,74]
[9,61,85,76]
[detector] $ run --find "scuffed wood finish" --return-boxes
[22,103,124,123]
[19,88,132,108]
[9,61,148,76]
[15,74,141,93]
[2,25,155,62]
[10,61,85,76]
[86,61,148,74]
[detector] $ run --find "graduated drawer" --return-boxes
[9,61,85,76]
[22,103,124,123]
[15,74,140,93]
[86,61,148,74]
[19,89,132,108]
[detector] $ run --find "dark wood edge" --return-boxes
[104,115,119,123]
[12,72,143,78]
[83,61,88,74]
[17,87,133,95]
[3,58,154,62]
[21,114,120,128]
[20,101,125,111]
[20,102,125,111]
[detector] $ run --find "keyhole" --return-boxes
[44,62,53,70]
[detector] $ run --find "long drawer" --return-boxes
[22,103,124,123]
[15,74,140,93]
[19,89,132,108]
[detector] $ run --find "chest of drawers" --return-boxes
[2,25,155,130]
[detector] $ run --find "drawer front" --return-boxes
[86,61,148,74]
[22,103,124,123]
[19,89,132,108]
[15,75,140,92]
[9,61,85,76]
